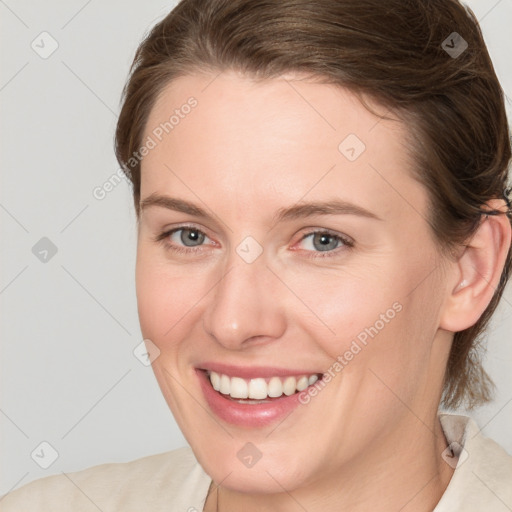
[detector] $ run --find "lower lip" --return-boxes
[196,369,312,428]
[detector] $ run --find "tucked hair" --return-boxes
[115,0,511,409]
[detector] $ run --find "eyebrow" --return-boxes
[139,193,383,222]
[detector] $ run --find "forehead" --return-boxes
[140,71,427,225]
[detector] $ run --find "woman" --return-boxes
[2,0,511,510]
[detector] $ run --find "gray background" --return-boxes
[1,0,511,496]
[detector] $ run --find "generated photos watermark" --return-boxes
[298,301,403,404]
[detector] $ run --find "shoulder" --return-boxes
[0,445,211,512]
[435,413,512,512]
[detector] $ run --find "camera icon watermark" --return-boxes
[441,441,469,469]
[133,339,161,366]
[31,441,59,469]
[338,133,366,162]
[32,237,58,263]
[237,442,262,468]
[31,31,59,59]
[236,236,263,264]
[441,32,468,59]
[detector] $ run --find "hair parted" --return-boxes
[115,0,512,409]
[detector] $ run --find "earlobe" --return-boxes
[440,200,511,333]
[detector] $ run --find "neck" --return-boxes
[204,414,454,512]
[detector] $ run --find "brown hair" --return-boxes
[115,0,512,409]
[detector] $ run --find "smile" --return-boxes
[196,366,325,427]
[207,371,320,402]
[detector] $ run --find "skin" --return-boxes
[135,70,511,511]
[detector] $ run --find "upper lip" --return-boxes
[197,362,323,379]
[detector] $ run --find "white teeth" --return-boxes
[283,376,297,396]
[220,374,230,395]
[207,371,320,400]
[268,376,283,397]
[210,371,220,391]
[230,377,248,398]
[248,378,267,399]
[297,376,309,391]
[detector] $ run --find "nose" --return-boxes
[201,255,287,350]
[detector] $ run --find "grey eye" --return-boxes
[179,228,206,247]
[311,232,339,251]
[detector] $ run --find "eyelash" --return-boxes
[153,224,354,259]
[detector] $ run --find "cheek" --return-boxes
[293,256,437,383]
[281,262,402,358]
[135,249,185,341]
[135,247,215,350]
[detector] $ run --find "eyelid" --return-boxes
[154,224,354,258]
[291,227,354,257]
[153,225,217,259]
[153,222,212,242]
[294,226,353,245]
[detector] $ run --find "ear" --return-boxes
[439,199,511,332]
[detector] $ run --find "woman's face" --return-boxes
[136,71,452,493]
